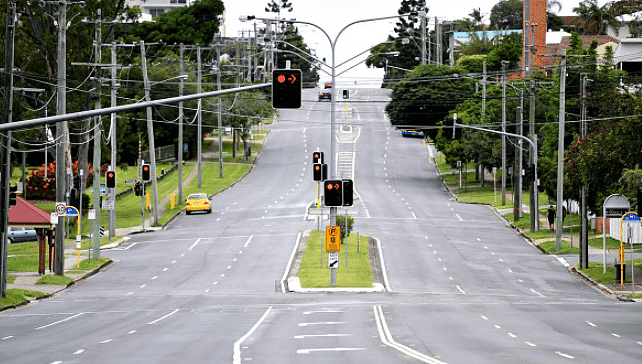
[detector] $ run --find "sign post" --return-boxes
[326,226,341,286]
[603,194,630,274]
[621,212,640,292]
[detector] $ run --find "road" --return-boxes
[1,88,641,364]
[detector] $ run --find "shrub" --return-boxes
[335,215,354,241]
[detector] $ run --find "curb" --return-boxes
[569,266,633,302]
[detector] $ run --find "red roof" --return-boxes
[9,196,53,228]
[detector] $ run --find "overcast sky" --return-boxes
[222,0,586,86]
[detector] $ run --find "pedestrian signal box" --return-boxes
[326,226,341,252]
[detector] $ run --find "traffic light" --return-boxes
[313,163,323,181]
[324,180,343,207]
[524,165,535,182]
[142,164,151,182]
[134,182,142,196]
[312,151,324,164]
[342,179,353,206]
[272,69,302,109]
[342,89,349,99]
[106,170,116,188]
[9,185,17,206]
[313,163,328,182]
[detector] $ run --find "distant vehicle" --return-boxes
[185,193,211,215]
[402,130,424,138]
[324,82,332,89]
[7,227,38,243]
[318,90,332,101]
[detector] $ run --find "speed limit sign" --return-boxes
[55,202,66,216]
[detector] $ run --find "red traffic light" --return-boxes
[277,74,286,83]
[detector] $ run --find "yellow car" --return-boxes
[185,193,212,215]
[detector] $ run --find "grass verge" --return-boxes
[539,240,581,254]
[78,257,110,270]
[578,261,630,285]
[298,230,372,288]
[36,275,73,285]
[0,289,47,309]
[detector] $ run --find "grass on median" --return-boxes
[36,275,73,285]
[298,230,372,288]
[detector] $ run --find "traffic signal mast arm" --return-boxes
[453,121,538,187]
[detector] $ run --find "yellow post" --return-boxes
[146,193,150,210]
[171,193,175,209]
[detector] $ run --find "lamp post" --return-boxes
[38,0,86,275]
[241,13,415,226]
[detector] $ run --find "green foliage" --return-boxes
[456,55,487,73]
[490,0,523,29]
[78,258,111,270]
[335,215,354,241]
[36,275,73,286]
[127,0,224,44]
[386,64,475,139]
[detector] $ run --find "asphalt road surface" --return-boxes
[1,88,641,364]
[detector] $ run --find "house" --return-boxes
[544,33,620,69]
[125,0,192,20]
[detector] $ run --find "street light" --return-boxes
[241,13,415,231]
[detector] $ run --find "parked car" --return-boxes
[185,193,212,214]
[318,90,331,101]
[7,227,38,243]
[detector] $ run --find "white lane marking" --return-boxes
[233,307,272,364]
[227,265,232,270]
[477,238,481,241]
[216,218,220,222]
[449,276,453,280]
[294,334,352,339]
[637,341,642,346]
[73,349,84,355]
[481,315,488,320]
[213,282,218,285]
[508,333,517,338]
[163,268,168,272]
[491,252,495,255]
[172,260,177,264]
[611,333,621,338]
[443,267,448,271]
[484,246,488,249]
[244,236,253,248]
[180,253,185,257]
[456,285,466,294]
[151,276,158,280]
[518,279,524,282]
[373,305,445,363]
[494,325,502,329]
[499,258,504,262]
[205,289,210,293]
[433,250,437,254]
[220,274,225,278]
[148,309,179,325]
[456,213,463,221]
[438,258,442,262]
[1,336,13,340]
[298,322,346,327]
[51,361,62,364]
[553,255,571,268]
[126,292,133,295]
[586,321,596,327]
[556,351,575,359]
[100,339,113,344]
[128,330,136,334]
[35,313,84,330]
[233,258,237,262]
[530,288,546,297]
[303,310,344,315]
[239,251,243,254]
[140,284,146,289]
[508,269,513,273]
[525,342,537,347]
[411,212,417,219]
[188,238,202,251]
[297,348,366,354]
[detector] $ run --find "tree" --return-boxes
[127,0,224,44]
[385,64,475,139]
[572,0,619,35]
[265,0,293,15]
[490,0,523,29]
[221,91,272,161]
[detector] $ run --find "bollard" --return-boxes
[171,193,175,209]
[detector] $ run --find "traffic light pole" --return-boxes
[454,122,539,229]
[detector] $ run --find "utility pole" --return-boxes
[421,14,426,65]
[580,73,589,268]
[555,49,566,251]
[140,41,159,225]
[215,36,224,178]
[481,60,486,122]
[449,23,454,68]
[1,0,17,297]
[197,46,202,188]
[108,41,117,242]
[92,10,102,259]
[501,61,508,206]
[178,43,184,202]
[518,89,524,218]
[435,17,441,66]
[55,0,70,276]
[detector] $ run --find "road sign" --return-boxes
[184,143,188,151]
[102,199,115,210]
[55,202,66,216]
[65,206,78,216]
[100,183,107,195]
[326,226,341,252]
[124,179,138,184]
[328,253,339,268]
[50,212,58,225]
[88,209,96,220]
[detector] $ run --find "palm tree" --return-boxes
[573,0,619,35]
[548,0,562,14]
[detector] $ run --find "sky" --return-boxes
[222,0,587,87]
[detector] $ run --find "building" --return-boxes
[125,0,192,21]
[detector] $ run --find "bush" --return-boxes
[335,215,354,241]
